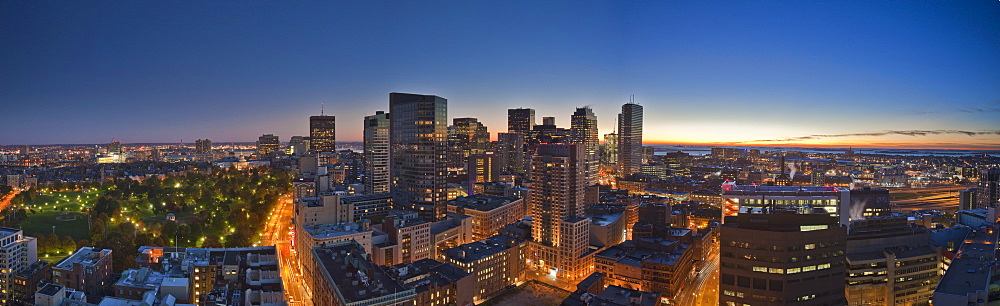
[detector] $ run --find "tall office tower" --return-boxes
[256,134,280,156]
[0,228,37,305]
[390,93,448,221]
[542,116,556,126]
[18,145,29,156]
[617,101,643,176]
[497,133,526,175]
[288,136,307,156]
[527,144,593,280]
[364,111,390,194]
[309,114,336,153]
[453,118,490,155]
[602,133,617,167]
[194,139,212,154]
[719,212,847,306]
[508,108,536,144]
[976,168,1000,209]
[108,141,123,153]
[571,107,599,185]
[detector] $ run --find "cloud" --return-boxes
[905,99,1000,115]
[741,130,1000,143]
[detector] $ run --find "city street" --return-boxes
[676,242,720,306]
[0,189,21,211]
[259,195,313,306]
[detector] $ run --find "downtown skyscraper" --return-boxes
[508,108,536,145]
[364,111,390,194]
[309,114,336,153]
[571,107,599,185]
[527,143,593,280]
[389,93,448,221]
[617,101,643,175]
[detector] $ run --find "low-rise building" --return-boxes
[448,195,525,241]
[594,237,696,303]
[11,260,50,306]
[311,241,416,306]
[846,216,941,305]
[387,259,475,306]
[441,234,526,302]
[53,247,114,302]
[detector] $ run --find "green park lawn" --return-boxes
[20,211,90,241]
[29,190,102,211]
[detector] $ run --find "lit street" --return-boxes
[260,194,312,306]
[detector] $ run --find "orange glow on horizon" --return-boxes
[639,140,1000,150]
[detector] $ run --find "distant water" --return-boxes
[650,145,996,157]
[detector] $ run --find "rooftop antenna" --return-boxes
[321,103,325,116]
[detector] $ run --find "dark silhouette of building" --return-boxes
[720,212,847,306]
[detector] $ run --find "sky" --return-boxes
[2,1,999,149]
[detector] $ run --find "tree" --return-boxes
[61,235,77,254]
[202,235,223,248]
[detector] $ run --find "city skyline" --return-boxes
[3,1,999,148]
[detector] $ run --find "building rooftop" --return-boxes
[302,221,372,239]
[314,241,409,304]
[442,234,523,263]
[935,229,999,297]
[596,285,661,306]
[0,226,20,238]
[448,194,520,212]
[37,283,63,296]
[55,247,111,271]
[588,212,623,226]
[115,267,165,291]
[723,184,842,197]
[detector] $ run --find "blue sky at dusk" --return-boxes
[2,1,998,148]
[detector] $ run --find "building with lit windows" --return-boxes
[719,211,847,306]
[256,134,280,156]
[52,247,114,302]
[0,228,38,305]
[133,246,283,305]
[845,216,940,305]
[390,92,449,221]
[617,102,643,175]
[387,259,475,306]
[571,107,599,185]
[594,236,697,303]
[441,234,526,302]
[721,184,850,224]
[363,111,390,194]
[527,144,595,281]
[309,115,336,153]
[497,132,526,176]
[507,108,536,143]
[448,195,525,241]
